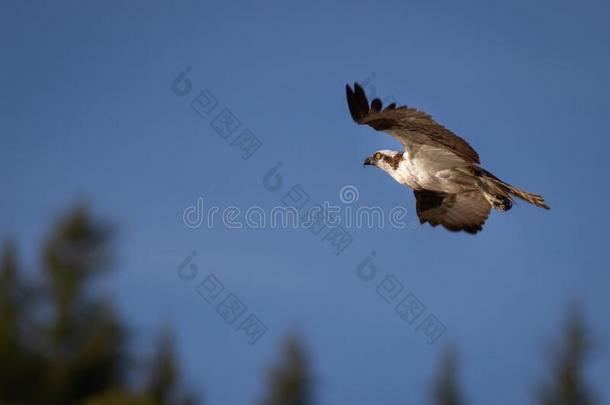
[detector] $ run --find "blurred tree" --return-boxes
[430,346,466,405]
[145,330,196,405]
[536,306,598,405]
[260,334,314,405]
[0,205,194,405]
[3,205,603,405]
[41,206,124,403]
[0,241,45,403]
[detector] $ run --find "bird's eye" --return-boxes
[375,153,382,160]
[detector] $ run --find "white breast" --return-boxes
[389,154,424,189]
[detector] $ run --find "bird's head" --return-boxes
[363,150,403,174]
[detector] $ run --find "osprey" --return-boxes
[346,83,549,234]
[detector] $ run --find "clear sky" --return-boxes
[2,1,609,404]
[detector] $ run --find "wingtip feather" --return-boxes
[346,81,370,122]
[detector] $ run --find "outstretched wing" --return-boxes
[414,189,491,234]
[346,83,480,164]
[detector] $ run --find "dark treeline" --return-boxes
[0,206,193,405]
[0,206,601,405]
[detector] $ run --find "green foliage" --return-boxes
[146,331,196,405]
[0,206,194,405]
[1,204,602,405]
[0,241,45,403]
[425,308,599,405]
[260,334,314,405]
[536,306,597,405]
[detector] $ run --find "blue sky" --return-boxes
[2,1,610,404]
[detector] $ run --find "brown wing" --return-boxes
[346,83,480,164]
[414,189,491,234]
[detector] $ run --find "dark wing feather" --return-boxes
[346,83,480,164]
[414,189,491,234]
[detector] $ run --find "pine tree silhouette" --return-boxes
[431,346,466,405]
[537,305,598,405]
[0,205,195,405]
[261,334,314,405]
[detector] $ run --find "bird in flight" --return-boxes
[346,83,549,234]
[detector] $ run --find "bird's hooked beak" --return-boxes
[363,156,373,167]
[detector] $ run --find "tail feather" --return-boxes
[505,184,550,209]
[478,169,550,210]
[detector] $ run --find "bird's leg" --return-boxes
[491,195,512,212]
